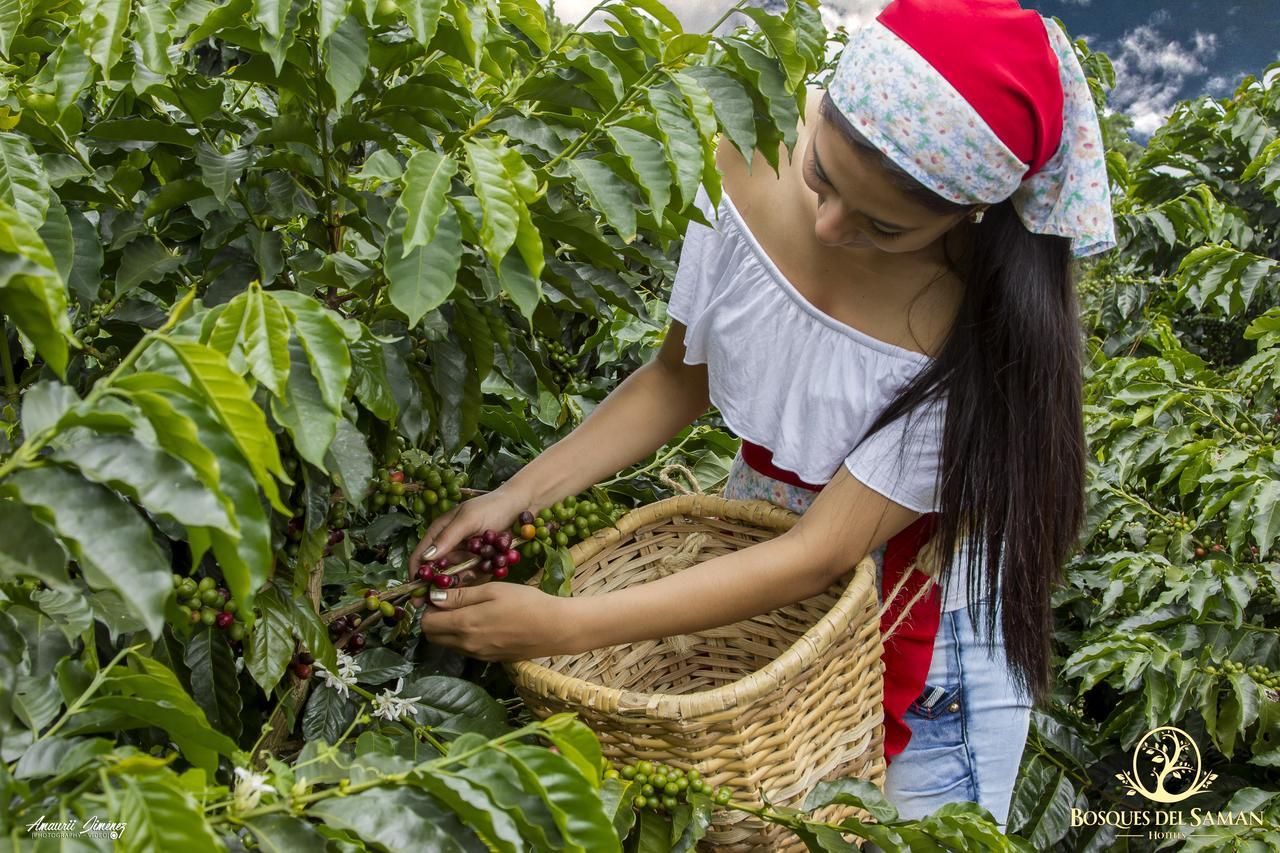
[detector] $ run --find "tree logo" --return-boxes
[1116,726,1217,803]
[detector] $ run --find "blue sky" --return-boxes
[1032,1,1280,134]
[552,1,1280,138]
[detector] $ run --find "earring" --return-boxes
[969,209,985,224]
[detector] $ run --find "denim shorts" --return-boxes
[883,598,1032,829]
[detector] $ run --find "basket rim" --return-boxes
[504,493,879,718]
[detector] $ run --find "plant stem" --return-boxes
[543,65,664,173]
[0,317,16,400]
[28,645,141,748]
[597,429,702,489]
[214,719,547,823]
[706,0,752,34]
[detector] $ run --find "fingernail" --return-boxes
[424,545,437,558]
[429,590,447,602]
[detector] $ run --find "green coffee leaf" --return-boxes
[412,769,526,852]
[273,291,356,415]
[386,203,462,327]
[0,501,70,588]
[0,132,52,225]
[303,683,358,745]
[246,814,328,852]
[273,336,338,467]
[50,432,232,530]
[194,142,252,205]
[7,465,170,638]
[398,149,459,256]
[0,199,72,376]
[309,788,487,852]
[803,778,899,823]
[325,416,373,503]
[184,628,243,743]
[737,7,805,92]
[396,0,447,48]
[465,137,522,268]
[567,159,638,244]
[325,14,368,104]
[606,127,671,216]
[505,744,619,851]
[539,546,575,597]
[78,0,133,73]
[110,774,224,853]
[162,338,290,513]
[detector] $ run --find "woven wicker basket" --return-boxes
[504,493,885,851]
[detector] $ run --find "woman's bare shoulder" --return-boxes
[715,91,819,209]
[714,138,789,213]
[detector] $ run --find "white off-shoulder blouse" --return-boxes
[668,184,948,516]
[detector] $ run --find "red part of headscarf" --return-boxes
[876,0,1064,179]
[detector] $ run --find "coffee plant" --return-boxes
[1004,60,1280,850]
[0,0,1274,848]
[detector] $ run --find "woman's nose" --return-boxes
[813,199,857,246]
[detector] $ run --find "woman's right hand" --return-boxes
[408,485,534,577]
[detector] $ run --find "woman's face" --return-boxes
[802,117,973,255]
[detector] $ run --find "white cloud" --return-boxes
[1106,19,1219,135]
[815,0,890,34]
[1205,75,1233,96]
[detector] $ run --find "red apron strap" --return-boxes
[880,513,943,762]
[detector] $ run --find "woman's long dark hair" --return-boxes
[820,93,1086,702]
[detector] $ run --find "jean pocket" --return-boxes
[907,683,963,721]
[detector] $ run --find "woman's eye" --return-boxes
[870,225,904,239]
[805,157,829,185]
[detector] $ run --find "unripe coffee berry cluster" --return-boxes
[513,496,621,561]
[359,588,408,623]
[369,456,465,518]
[171,574,243,641]
[535,331,581,389]
[1204,661,1280,689]
[610,759,731,811]
[328,614,367,651]
[1256,573,1280,605]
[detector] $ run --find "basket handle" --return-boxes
[657,462,704,496]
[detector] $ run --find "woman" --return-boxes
[411,0,1114,826]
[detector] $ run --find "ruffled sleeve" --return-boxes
[843,395,947,514]
[666,186,723,328]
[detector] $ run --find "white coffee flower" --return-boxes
[314,650,361,698]
[371,678,423,723]
[233,767,274,812]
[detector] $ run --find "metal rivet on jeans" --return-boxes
[947,701,961,713]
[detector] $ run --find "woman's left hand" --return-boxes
[419,582,577,661]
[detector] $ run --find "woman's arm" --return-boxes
[419,463,923,661]
[502,321,711,511]
[557,463,923,653]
